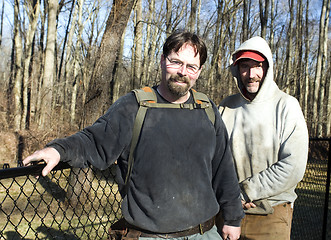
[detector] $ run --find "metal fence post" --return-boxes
[322,138,331,240]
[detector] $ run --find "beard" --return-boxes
[167,75,191,97]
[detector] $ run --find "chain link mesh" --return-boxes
[291,139,331,240]
[0,165,122,239]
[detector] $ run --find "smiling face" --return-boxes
[159,43,202,103]
[238,59,268,100]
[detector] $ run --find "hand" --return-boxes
[241,200,256,210]
[222,225,240,240]
[23,147,61,177]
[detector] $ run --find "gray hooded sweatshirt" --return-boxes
[219,36,308,214]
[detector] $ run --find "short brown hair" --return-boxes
[163,30,207,67]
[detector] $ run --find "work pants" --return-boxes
[216,203,293,240]
[240,203,293,240]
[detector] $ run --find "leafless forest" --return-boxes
[0,0,330,141]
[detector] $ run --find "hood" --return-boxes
[229,36,278,102]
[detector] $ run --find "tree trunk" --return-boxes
[0,0,4,47]
[33,1,46,125]
[228,0,238,96]
[166,0,172,36]
[146,25,160,86]
[113,28,126,102]
[242,0,249,41]
[141,0,155,86]
[59,0,76,124]
[313,0,330,137]
[269,0,275,52]
[196,0,202,35]
[83,0,135,126]
[39,0,58,129]
[70,0,84,126]
[325,53,331,137]
[207,0,223,95]
[303,0,310,119]
[316,0,330,137]
[294,0,303,101]
[259,0,269,38]
[189,0,197,32]
[12,0,23,131]
[283,0,294,93]
[133,0,143,89]
[21,0,40,130]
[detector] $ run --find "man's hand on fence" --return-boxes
[23,147,61,176]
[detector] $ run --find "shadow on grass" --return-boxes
[3,227,79,240]
[3,231,33,240]
[36,226,79,240]
[38,175,67,202]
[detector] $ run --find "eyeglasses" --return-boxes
[165,56,200,75]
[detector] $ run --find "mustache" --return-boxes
[169,75,190,83]
[248,77,262,82]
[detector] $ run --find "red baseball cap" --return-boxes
[234,50,266,65]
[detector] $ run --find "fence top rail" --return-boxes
[0,161,71,180]
[309,137,331,141]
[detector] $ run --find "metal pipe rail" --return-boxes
[0,161,71,180]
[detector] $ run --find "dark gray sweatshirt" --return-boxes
[48,87,244,233]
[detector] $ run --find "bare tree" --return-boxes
[294,0,304,100]
[326,52,331,137]
[166,0,172,36]
[145,15,161,86]
[133,0,143,89]
[259,0,269,38]
[20,0,40,130]
[12,0,23,131]
[0,0,4,47]
[189,0,197,32]
[302,0,310,118]
[242,0,250,41]
[196,0,201,35]
[83,0,136,126]
[113,27,127,102]
[269,0,275,51]
[39,0,58,129]
[208,0,225,97]
[315,0,330,137]
[283,0,294,93]
[61,0,78,124]
[70,0,85,126]
[141,0,155,86]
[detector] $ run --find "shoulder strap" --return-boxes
[125,87,154,185]
[191,89,215,126]
[124,87,215,187]
[133,86,157,103]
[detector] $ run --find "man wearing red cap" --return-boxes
[217,36,308,239]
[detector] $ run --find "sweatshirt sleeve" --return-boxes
[47,93,138,170]
[212,106,245,226]
[240,97,309,202]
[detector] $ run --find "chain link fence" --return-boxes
[0,163,122,239]
[0,139,330,240]
[291,138,331,240]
